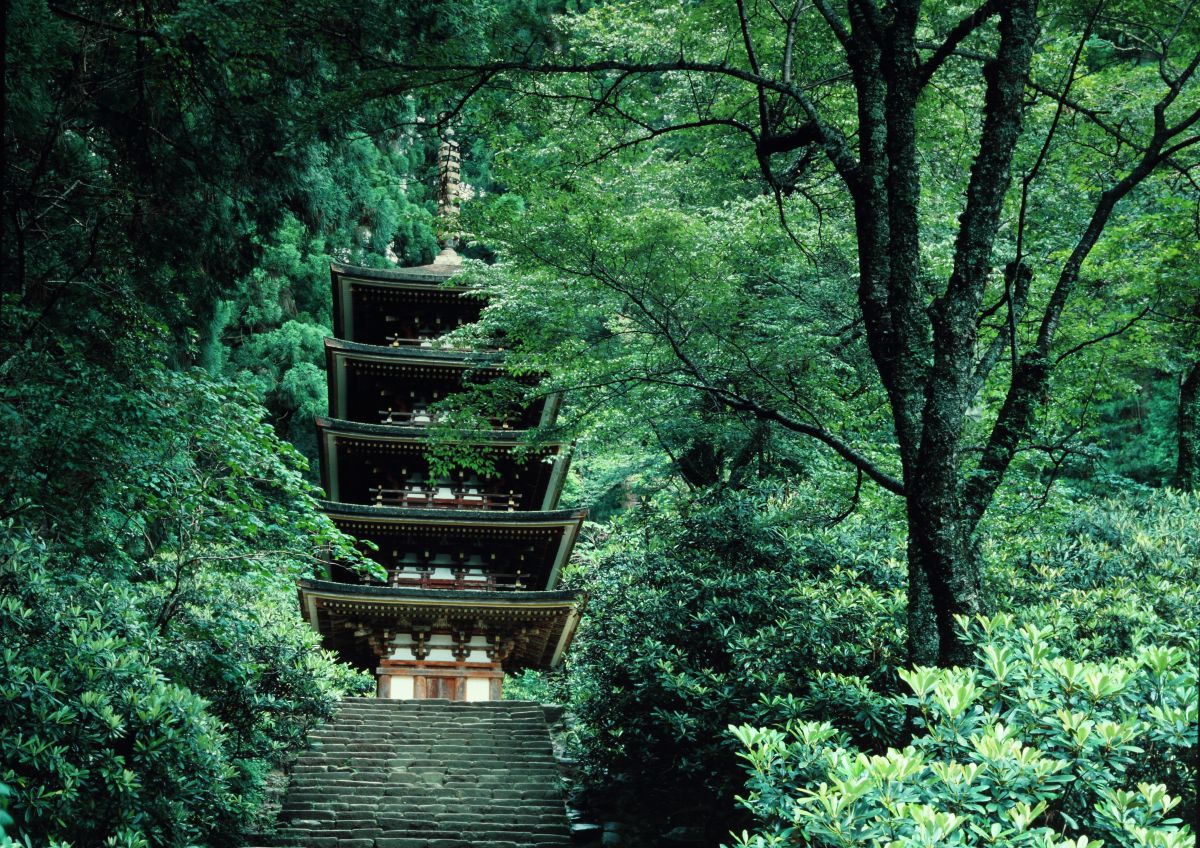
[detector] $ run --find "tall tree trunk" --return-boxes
[902,0,1036,666]
[904,515,942,665]
[908,479,982,665]
[1177,359,1199,491]
[0,0,10,298]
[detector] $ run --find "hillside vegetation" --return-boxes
[1,0,1196,846]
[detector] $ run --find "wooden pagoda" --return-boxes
[298,141,586,700]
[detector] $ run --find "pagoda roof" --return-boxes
[318,500,586,589]
[323,338,560,430]
[297,579,586,669]
[314,417,571,509]
[331,248,466,286]
[330,253,486,344]
[319,500,585,524]
[324,337,507,369]
[315,416,553,444]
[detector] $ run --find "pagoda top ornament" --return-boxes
[435,134,463,259]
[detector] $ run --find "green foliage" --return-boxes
[504,670,558,703]
[2,0,517,472]
[728,492,1200,848]
[0,783,14,841]
[461,160,887,481]
[0,330,366,571]
[219,141,443,463]
[980,491,1200,657]
[562,485,907,841]
[0,533,234,847]
[462,0,1200,519]
[0,527,373,847]
[1090,375,1182,489]
[0,333,374,844]
[562,488,1200,846]
[731,613,1197,848]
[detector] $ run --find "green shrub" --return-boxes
[0,361,374,846]
[982,491,1200,657]
[0,524,373,847]
[504,669,557,702]
[567,485,1199,846]
[0,782,15,842]
[562,487,907,841]
[0,535,233,847]
[731,613,1197,848]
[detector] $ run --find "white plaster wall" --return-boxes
[392,676,415,699]
[465,678,491,701]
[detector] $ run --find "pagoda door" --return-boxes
[377,662,505,700]
[425,676,463,701]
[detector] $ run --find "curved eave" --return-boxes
[319,499,586,525]
[299,578,581,604]
[314,418,568,507]
[330,260,485,342]
[322,339,556,429]
[315,416,560,447]
[297,580,587,668]
[330,260,466,286]
[319,500,586,589]
[325,336,506,369]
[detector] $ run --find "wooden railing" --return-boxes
[377,408,512,429]
[378,408,438,425]
[369,486,522,511]
[383,335,501,352]
[388,571,523,591]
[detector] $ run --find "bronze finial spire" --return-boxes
[437,135,462,222]
[433,135,463,267]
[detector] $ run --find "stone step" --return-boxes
[279,823,568,837]
[274,836,570,848]
[260,700,569,847]
[283,782,562,795]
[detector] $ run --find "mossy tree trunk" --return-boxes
[1178,360,1200,492]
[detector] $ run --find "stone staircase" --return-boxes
[260,698,572,848]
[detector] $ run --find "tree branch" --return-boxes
[648,375,907,494]
[963,73,1199,528]
[812,0,852,49]
[378,56,864,191]
[1054,301,1153,364]
[917,0,1001,87]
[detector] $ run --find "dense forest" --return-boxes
[1,0,1197,846]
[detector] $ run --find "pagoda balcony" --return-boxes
[377,408,513,430]
[388,571,524,591]
[383,334,502,353]
[369,486,524,511]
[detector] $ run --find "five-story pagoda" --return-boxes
[298,140,586,700]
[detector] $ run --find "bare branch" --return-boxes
[970,261,1031,399]
[377,56,863,190]
[1054,301,1153,364]
[825,468,864,525]
[963,73,1198,527]
[48,4,166,42]
[781,0,803,85]
[1015,2,1100,265]
[917,0,1000,87]
[812,0,852,49]
[734,0,771,133]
